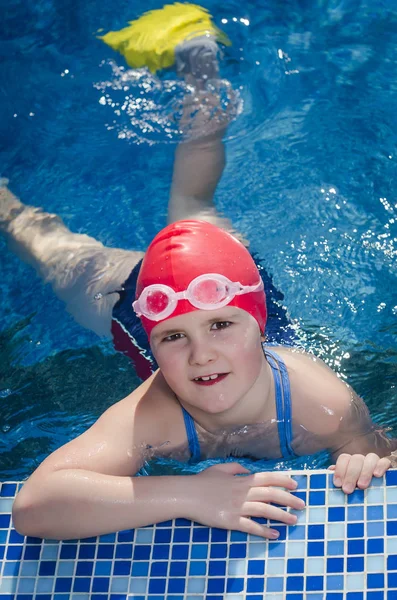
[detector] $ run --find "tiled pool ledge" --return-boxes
[1,469,397,600]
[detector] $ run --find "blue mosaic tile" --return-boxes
[115,544,132,559]
[367,537,384,553]
[287,575,304,591]
[388,571,397,586]
[347,505,364,521]
[309,491,326,505]
[386,471,397,485]
[347,489,365,504]
[247,577,264,592]
[1,470,397,599]
[170,544,188,559]
[327,557,344,572]
[94,560,111,575]
[0,514,11,528]
[310,474,327,489]
[387,520,397,535]
[113,560,131,575]
[308,524,324,539]
[367,521,385,537]
[347,522,364,538]
[172,528,190,543]
[117,530,134,542]
[308,541,325,556]
[348,539,365,554]
[347,556,364,572]
[388,555,397,570]
[328,506,345,521]
[192,528,209,542]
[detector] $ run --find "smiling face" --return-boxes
[150,306,267,423]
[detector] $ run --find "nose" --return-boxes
[188,335,217,367]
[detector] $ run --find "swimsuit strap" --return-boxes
[181,405,201,462]
[265,348,296,459]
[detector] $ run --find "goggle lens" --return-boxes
[191,278,228,305]
[146,290,170,315]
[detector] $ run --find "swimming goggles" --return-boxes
[132,273,264,321]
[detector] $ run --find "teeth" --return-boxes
[195,374,219,381]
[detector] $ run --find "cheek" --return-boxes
[155,349,189,394]
[240,350,263,378]
[231,330,263,375]
[153,344,185,375]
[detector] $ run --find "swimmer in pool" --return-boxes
[5,4,397,540]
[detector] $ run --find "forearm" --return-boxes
[12,469,193,540]
[168,59,240,221]
[168,130,226,221]
[331,433,397,462]
[168,31,241,223]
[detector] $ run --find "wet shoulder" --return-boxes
[266,345,352,436]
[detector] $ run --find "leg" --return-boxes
[0,184,143,337]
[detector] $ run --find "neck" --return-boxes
[179,354,274,434]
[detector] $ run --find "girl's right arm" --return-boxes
[13,379,304,540]
[12,461,304,541]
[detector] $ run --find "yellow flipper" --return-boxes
[100,3,231,73]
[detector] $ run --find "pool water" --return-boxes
[0,0,396,479]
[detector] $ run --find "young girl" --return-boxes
[11,217,396,541]
[5,4,397,540]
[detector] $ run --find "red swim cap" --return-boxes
[136,220,267,338]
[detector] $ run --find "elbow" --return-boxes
[12,485,54,539]
[12,495,34,537]
[12,505,33,538]
[12,488,41,538]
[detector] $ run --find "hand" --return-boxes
[329,453,391,494]
[176,35,220,84]
[187,462,305,539]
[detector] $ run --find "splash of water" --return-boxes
[94,60,243,145]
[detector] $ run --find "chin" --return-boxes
[196,391,242,415]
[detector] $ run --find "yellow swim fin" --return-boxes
[99,3,231,73]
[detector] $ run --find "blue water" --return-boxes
[1,0,396,479]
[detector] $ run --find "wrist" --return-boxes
[143,475,197,523]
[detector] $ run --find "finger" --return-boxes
[238,517,282,540]
[328,465,336,471]
[342,455,365,494]
[247,487,305,511]
[250,472,298,491]
[357,453,381,489]
[332,454,351,487]
[244,501,299,525]
[373,457,391,477]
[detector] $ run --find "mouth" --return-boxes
[192,373,228,386]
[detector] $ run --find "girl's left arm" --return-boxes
[328,389,397,494]
[167,39,245,242]
[290,351,397,495]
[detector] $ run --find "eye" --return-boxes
[163,332,185,343]
[211,321,232,331]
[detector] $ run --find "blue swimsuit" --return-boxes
[180,348,296,462]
